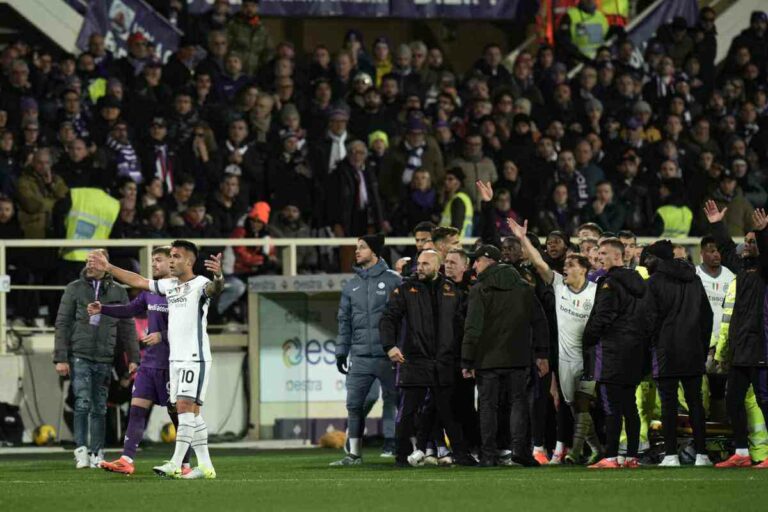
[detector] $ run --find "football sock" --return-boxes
[437,446,451,458]
[348,438,361,457]
[554,441,566,455]
[571,409,597,458]
[736,448,749,457]
[122,405,149,460]
[192,414,213,468]
[171,412,195,467]
[533,445,545,454]
[168,407,192,465]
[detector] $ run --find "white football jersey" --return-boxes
[696,265,736,343]
[553,272,597,362]
[149,275,212,362]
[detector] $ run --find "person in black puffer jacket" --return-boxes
[584,238,648,468]
[645,240,713,467]
[380,249,475,467]
[704,201,768,468]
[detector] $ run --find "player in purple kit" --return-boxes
[95,247,190,475]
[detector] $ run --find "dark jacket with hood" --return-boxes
[53,270,139,364]
[584,267,648,385]
[380,274,463,386]
[462,263,549,371]
[711,220,768,367]
[647,259,713,377]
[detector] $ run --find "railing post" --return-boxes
[281,244,297,277]
[140,244,153,277]
[0,243,6,354]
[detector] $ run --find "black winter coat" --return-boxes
[380,275,463,387]
[583,267,648,385]
[647,259,712,378]
[462,264,549,371]
[712,220,768,366]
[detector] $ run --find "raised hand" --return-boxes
[204,252,223,278]
[87,250,108,272]
[703,200,727,224]
[506,217,528,240]
[752,208,767,232]
[86,301,102,316]
[475,180,494,203]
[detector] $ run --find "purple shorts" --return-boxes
[132,366,170,406]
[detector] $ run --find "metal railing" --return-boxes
[0,235,707,351]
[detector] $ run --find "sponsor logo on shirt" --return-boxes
[168,296,188,305]
[148,303,169,313]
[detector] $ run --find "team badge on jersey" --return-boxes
[378,282,385,289]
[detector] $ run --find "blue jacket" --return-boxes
[337,258,401,358]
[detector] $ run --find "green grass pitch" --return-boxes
[1,448,768,511]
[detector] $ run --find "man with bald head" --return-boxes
[380,250,476,467]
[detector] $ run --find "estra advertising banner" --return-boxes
[259,294,346,403]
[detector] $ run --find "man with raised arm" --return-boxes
[87,241,224,479]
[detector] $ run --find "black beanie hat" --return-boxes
[647,240,674,261]
[360,234,385,257]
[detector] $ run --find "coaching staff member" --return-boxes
[461,244,550,467]
[645,240,713,467]
[583,238,647,469]
[380,250,476,467]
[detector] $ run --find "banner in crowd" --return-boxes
[627,0,699,47]
[259,294,346,403]
[185,0,526,19]
[76,0,182,62]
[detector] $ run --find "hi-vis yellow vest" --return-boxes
[657,205,693,238]
[62,188,120,262]
[440,191,474,238]
[567,7,610,59]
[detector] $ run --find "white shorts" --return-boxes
[170,361,212,405]
[559,359,595,404]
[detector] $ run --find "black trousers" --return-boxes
[426,372,480,452]
[395,385,465,461]
[656,375,706,456]
[477,368,528,463]
[528,370,552,448]
[599,382,640,458]
[727,366,768,449]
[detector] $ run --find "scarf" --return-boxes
[107,136,141,183]
[153,143,174,193]
[402,141,425,185]
[355,166,369,210]
[328,131,347,172]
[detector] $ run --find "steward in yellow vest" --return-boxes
[62,188,120,262]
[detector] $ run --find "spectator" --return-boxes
[581,180,626,233]
[170,195,220,239]
[221,118,266,203]
[269,203,318,272]
[16,148,69,238]
[232,201,279,276]
[324,140,386,238]
[101,119,141,184]
[226,0,274,76]
[140,204,170,238]
[162,173,196,223]
[138,117,178,193]
[699,168,754,237]
[652,178,693,237]
[380,115,444,204]
[448,132,497,210]
[537,183,579,236]
[53,250,138,469]
[392,168,439,236]
[439,167,474,237]
[208,174,247,238]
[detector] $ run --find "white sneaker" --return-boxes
[695,454,713,466]
[438,455,454,466]
[659,455,681,467]
[153,460,182,478]
[423,455,438,466]
[181,466,217,479]
[74,446,89,469]
[89,450,105,469]
[407,449,426,467]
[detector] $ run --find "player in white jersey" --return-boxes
[87,241,224,480]
[696,236,736,358]
[508,218,603,464]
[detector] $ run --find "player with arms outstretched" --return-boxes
[88,240,224,479]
